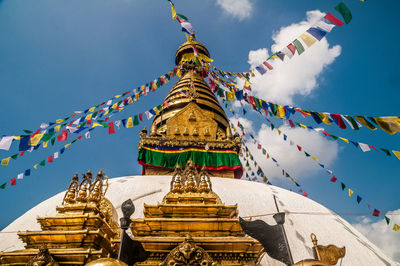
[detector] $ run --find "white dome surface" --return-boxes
[0,175,397,266]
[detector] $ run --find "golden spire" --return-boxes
[150,41,232,139]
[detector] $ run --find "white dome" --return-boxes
[0,175,396,266]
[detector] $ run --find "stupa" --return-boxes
[0,40,397,266]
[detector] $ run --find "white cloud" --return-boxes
[246,124,338,180]
[248,10,341,105]
[352,209,400,262]
[216,0,253,20]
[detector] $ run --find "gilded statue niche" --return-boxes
[166,102,217,140]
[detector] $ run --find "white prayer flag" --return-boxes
[85,132,91,139]
[115,120,121,129]
[106,100,112,105]
[145,111,153,120]
[0,136,14,151]
[54,152,59,159]
[17,173,24,179]
[359,143,371,152]
[315,20,335,32]
[281,47,294,59]
[72,118,81,125]
[40,123,49,129]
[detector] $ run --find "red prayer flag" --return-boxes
[288,119,295,128]
[322,132,331,137]
[257,144,261,149]
[330,176,338,182]
[47,156,53,163]
[295,108,310,117]
[108,122,115,134]
[77,135,82,140]
[139,113,143,121]
[19,151,25,156]
[324,13,344,26]
[372,208,380,217]
[287,43,296,55]
[297,145,302,151]
[10,177,16,186]
[263,61,273,70]
[57,130,68,141]
[86,119,92,125]
[303,192,308,197]
[331,114,347,129]
[30,129,41,138]
[104,117,109,122]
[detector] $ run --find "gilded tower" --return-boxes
[138,41,243,179]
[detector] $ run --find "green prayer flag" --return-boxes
[217,87,224,98]
[335,2,352,24]
[385,216,390,225]
[71,139,77,144]
[61,123,67,127]
[271,124,275,131]
[39,160,45,166]
[23,129,33,134]
[304,152,311,157]
[341,182,346,190]
[11,154,18,160]
[51,137,56,146]
[330,134,339,140]
[292,39,305,55]
[42,132,55,142]
[0,182,6,189]
[177,13,188,21]
[285,173,290,178]
[133,115,139,126]
[380,148,391,156]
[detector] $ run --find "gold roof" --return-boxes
[150,41,231,138]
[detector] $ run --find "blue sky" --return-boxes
[0,0,399,259]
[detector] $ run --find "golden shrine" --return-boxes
[0,40,347,266]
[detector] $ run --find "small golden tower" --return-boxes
[138,41,243,179]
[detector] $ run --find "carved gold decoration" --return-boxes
[160,235,215,266]
[27,244,59,266]
[311,233,345,265]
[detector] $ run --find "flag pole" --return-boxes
[273,195,294,265]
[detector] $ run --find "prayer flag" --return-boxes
[306,27,327,41]
[0,136,14,151]
[392,150,400,160]
[17,173,23,179]
[29,133,44,146]
[324,13,344,26]
[1,157,10,166]
[331,114,347,129]
[292,39,305,55]
[385,216,390,225]
[54,152,59,159]
[25,169,30,176]
[300,33,317,47]
[372,209,380,217]
[19,135,30,151]
[287,43,296,55]
[85,131,91,139]
[168,0,177,19]
[370,116,400,135]
[335,2,352,24]
[181,21,194,35]
[145,111,153,120]
[57,130,68,141]
[348,188,354,197]
[225,91,235,101]
[281,46,294,59]
[343,115,361,130]
[139,113,143,122]
[126,117,134,128]
[380,148,391,156]
[359,143,371,152]
[39,160,45,166]
[393,224,400,232]
[47,156,53,163]
[341,182,346,190]
[356,195,362,204]
[108,122,115,134]
[0,182,6,189]
[10,177,16,186]
[255,65,267,75]
[339,137,349,143]
[315,20,335,32]
[263,61,273,70]
[297,145,302,151]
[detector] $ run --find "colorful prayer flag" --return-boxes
[0,136,14,151]
[324,13,344,26]
[372,209,380,217]
[334,2,352,24]
[292,39,305,55]
[300,33,317,47]
[306,27,327,41]
[1,157,10,166]
[10,177,16,186]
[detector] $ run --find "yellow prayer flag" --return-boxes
[126,117,133,128]
[245,130,249,134]
[185,33,193,44]
[321,113,332,125]
[311,156,319,161]
[153,107,160,115]
[300,33,317,47]
[33,164,38,169]
[277,105,286,118]
[13,136,21,140]
[277,129,281,135]
[229,108,232,112]
[169,1,177,19]
[140,85,145,91]
[393,224,399,232]
[104,110,109,116]
[290,177,295,183]
[65,143,71,149]
[226,91,235,101]
[56,118,64,124]
[29,133,44,146]
[300,124,307,129]
[135,93,140,100]
[92,122,103,128]
[373,117,400,135]
[54,125,61,132]
[267,153,270,159]
[114,94,121,98]
[348,188,354,197]
[152,83,157,90]
[111,103,119,109]
[339,137,349,143]
[128,97,133,104]
[43,141,49,148]
[85,113,92,121]
[392,150,400,160]
[89,106,96,112]
[1,157,10,166]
